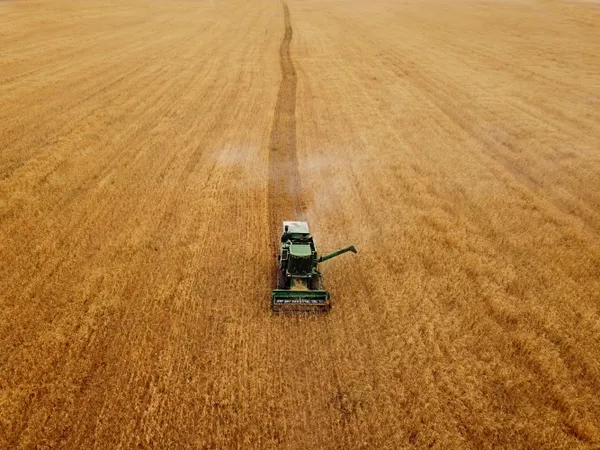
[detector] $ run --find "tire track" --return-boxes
[268,1,305,240]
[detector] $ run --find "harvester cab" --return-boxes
[272,221,357,312]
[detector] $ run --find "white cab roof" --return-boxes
[283,221,310,234]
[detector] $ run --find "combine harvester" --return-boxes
[272,221,357,312]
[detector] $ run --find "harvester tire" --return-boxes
[277,269,288,289]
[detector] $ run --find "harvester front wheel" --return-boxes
[277,269,288,289]
[309,275,322,291]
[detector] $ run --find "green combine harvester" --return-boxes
[272,221,357,312]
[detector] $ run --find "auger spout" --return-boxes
[317,245,357,264]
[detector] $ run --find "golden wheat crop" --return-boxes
[1,0,600,448]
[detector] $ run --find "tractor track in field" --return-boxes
[268,1,305,242]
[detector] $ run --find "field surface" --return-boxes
[1,0,600,448]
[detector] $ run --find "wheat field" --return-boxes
[1,0,600,448]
